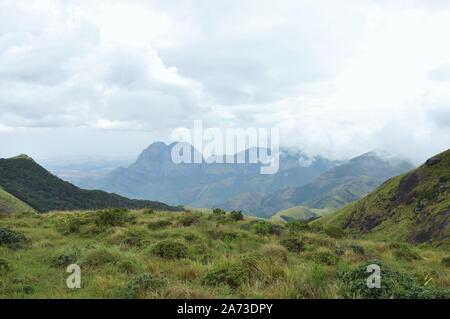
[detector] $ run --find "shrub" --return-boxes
[151,240,188,259]
[82,248,121,267]
[315,251,339,266]
[324,225,345,239]
[348,244,365,256]
[0,258,11,273]
[340,261,417,299]
[203,261,250,288]
[253,221,283,236]
[400,287,450,299]
[0,228,28,249]
[393,244,420,261]
[123,273,165,299]
[213,208,226,216]
[120,229,146,247]
[441,257,450,267]
[280,238,304,253]
[55,215,84,235]
[207,229,239,241]
[94,208,133,227]
[143,209,155,215]
[179,215,199,227]
[259,244,289,262]
[51,247,80,268]
[147,220,172,230]
[229,211,244,221]
[287,221,310,233]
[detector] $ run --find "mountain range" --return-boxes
[0,155,179,213]
[222,152,414,217]
[78,142,339,208]
[319,149,450,245]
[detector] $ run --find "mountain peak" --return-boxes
[10,154,34,161]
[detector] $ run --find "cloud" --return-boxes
[0,0,450,163]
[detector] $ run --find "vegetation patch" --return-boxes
[94,208,134,227]
[280,238,304,253]
[203,261,250,288]
[148,220,172,230]
[123,273,166,298]
[150,240,188,260]
[51,247,80,268]
[0,227,29,249]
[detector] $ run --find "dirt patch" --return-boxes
[408,209,450,243]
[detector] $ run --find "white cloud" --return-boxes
[0,0,449,163]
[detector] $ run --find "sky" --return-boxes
[0,0,449,164]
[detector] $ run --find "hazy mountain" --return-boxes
[0,155,179,213]
[221,152,414,217]
[319,149,450,245]
[78,141,339,207]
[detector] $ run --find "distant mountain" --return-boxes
[0,187,36,214]
[78,142,338,207]
[221,152,414,217]
[319,149,450,245]
[0,155,179,213]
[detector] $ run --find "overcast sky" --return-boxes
[0,0,449,163]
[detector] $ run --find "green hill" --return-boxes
[0,208,448,298]
[270,205,331,222]
[319,149,450,246]
[0,155,179,213]
[0,187,36,214]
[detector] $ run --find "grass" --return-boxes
[0,209,448,299]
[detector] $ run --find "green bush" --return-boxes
[399,287,450,299]
[51,247,80,268]
[0,228,28,249]
[253,221,283,236]
[120,229,146,247]
[441,256,450,267]
[94,208,133,227]
[315,251,339,266]
[147,220,172,230]
[280,238,304,253]
[340,261,417,299]
[229,211,244,221]
[203,261,250,288]
[143,209,155,215]
[287,221,310,233]
[179,215,199,227]
[123,273,165,299]
[348,244,365,256]
[0,258,11,273]
[213,208,226,216]
[207,229,239,241]
[55,215,85,235]
[82,248,121,267]
[151,240,188,259]
[324,225,345,239]
[393,244,420,261]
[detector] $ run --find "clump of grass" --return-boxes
[179,214,200,227]
[114,229,146,247]
[94,208,134,227]
[280,238,304,253]
[252,220,283,236]
[347,244,365,256]
[148,220,172,230]
[391,243,421,261]
[55,215,85,235]
[82,247,122,267]
[229,211,244,221]
[339,261,417,299]
[0,258,11,273]
[259,244,289,262]
[0,227,29,249]
[143,209,155,215]
[323,225,346,239]
[203,261,250,288]
[51,247,80,268]
[315,251,340,266]
[123,273,166,299]
[441,256,450,267]
[287,220,310,233]
[150,240,188,260]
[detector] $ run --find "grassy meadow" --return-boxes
[0,208,449,299]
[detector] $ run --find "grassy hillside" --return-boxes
[319,149,450,246]
[270,206,331,223]
[0,188,36,215]
[0,156,179,213]
[0,209,448,298]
